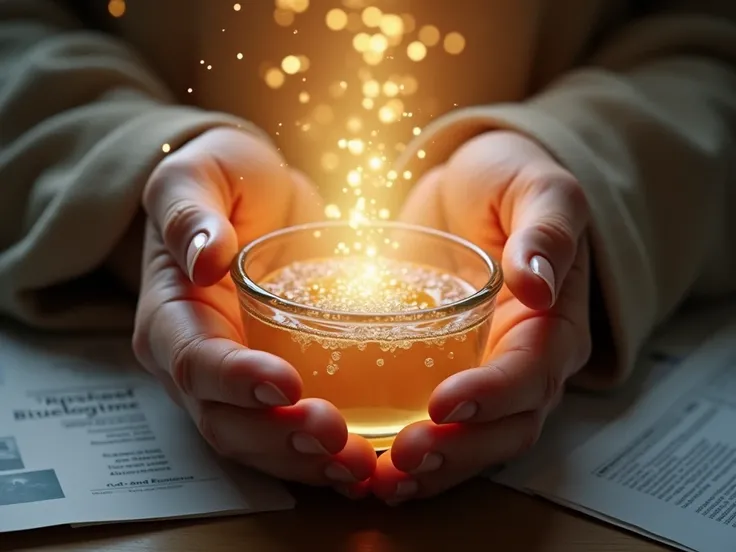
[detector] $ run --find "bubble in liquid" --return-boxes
[331,351,341,361]
[376,358,384,367]
[424,358,434,368]
[447,352,455,360]
[326,364,339,375]
[312,371,318,376]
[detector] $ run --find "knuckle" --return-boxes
[170,334,207,396]
[161,199,202,245]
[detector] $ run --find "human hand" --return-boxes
[132,128,376,489]
[371,131,592,503]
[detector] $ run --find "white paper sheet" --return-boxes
[527,320,736,552]
[0,326,294,532]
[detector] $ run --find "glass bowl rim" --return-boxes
[230,220,503,324]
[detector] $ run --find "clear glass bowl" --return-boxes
[230,221,502,450]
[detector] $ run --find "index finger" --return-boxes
[133,223,303,409]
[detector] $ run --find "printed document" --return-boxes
[0,326,294,532]
[527,319,736,552]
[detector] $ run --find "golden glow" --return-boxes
[265,68,285,89]
[161,143,171,153]
[233,3,241,11]
[406,41,427,61]
[361,6,382,27]
[326,8,348,30]
[274,9,295,26]
[281,55,301,75]
[108,0,125,17]
[444,32,466,54]
[247,1,469,262]
[418,25,440,46]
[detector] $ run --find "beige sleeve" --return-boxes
[0,1,264,331]
[395,6,736,388]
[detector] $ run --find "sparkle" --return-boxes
[161,143,171,153]
[233,3,241,11]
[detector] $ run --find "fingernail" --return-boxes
[186,232,209,282]
[324,463,357,483]
[253,382,291,407]
[441,401,478,424]
[386,480,418,506]
[412,452,444,474]
[291,432,330,455]
[530,255,555,307]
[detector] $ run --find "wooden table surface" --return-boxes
[2,479,671,552]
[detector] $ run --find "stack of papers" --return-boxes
[2,302,736,552]
[489,302,736,552]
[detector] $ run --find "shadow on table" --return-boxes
[1,481,570,552]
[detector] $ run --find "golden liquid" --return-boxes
[242,256,492,450]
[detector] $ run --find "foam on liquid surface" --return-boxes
[259,256,474,313]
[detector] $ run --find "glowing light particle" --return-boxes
[108,0,125,17]
[379,14,404,36]
[236,52,243,60]
[353,33,371,52]
[274,9,295,26]
[419,25,440,46]
[325,204,342,219]
[412,126,422,136]
[417,149,426,159]
[233,3,241,11]
[347,139,365,155]
[362,98,374,110]
[368,156,382,170]
[361,6,382,27]
[299,91,310,103]
[161,143,171,153]
[403,170,412,180]
[383,80,400,97]
[264,68,285,89]
[369,34,388,53]
[347,170,362,187]
[326,8,348,30]
[387,170,398,180]
[407,41,427,61]
[346,117,362,133]
[378,208,390,219]
[281,55,301,74]
[290,0,310,13]
[362,80,380,98]
[444,32,466,54]
[321,152,339,171]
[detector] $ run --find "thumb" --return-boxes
[143,162,238,287]
[503,175,588,310]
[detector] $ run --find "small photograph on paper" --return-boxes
[0,469,65,506]
[0,437,24,471]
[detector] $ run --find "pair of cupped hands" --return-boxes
[133,127,592,504]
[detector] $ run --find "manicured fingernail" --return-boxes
[386,480,418,506]
[441,401,477,423]
[253,382,291,407]
[412,452,443,474]
[291,432,330,455]
[324,463,357,483]
[186,232,209,282]
[530,255,555,307]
